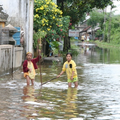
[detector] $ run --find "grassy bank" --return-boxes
[91,40,120,49]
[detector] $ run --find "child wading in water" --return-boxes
[23,50,41,86]
[57,53,78,88]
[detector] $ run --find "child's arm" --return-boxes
[32,50,41,63]
[57,71,64,78]
[71,62,76,80]
[57,62,66,78]
[32,55,41,63]
[23,61,29,72]
[71,71,75,80]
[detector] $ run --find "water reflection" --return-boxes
[64,88,78,118]
[21,86,39,119]
[75,44,120,65]
[35,87,79,119]
[1,44,120,119]
[22,85,36,102]
[81,45,90,55]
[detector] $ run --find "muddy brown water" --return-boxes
[1,45,120,120]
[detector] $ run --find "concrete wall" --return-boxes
[0,45,23,75]
[0,0,34,53]
[13,47,23,68]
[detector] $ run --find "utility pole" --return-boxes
[107,6,112,43]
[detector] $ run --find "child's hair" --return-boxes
[26,52,32,56]
[66,53,72,57]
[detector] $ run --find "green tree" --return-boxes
[87,10,107,40]
[107,5,116,43]
[33,30,47,49]
[57,0,113,25]
[89,12,120,44]
[34,0,70,54]
[106,15,120,44]
[57,0,113,51]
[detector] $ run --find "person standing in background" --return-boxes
[86,34,90,44]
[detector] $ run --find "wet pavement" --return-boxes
[1,44,120,120]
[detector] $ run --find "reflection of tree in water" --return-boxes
[64,87,79,118]
[51,61,58,72]
[22,86,37,102]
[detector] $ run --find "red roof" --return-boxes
[82,26,91,32]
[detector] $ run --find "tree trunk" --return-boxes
[63,36,70,52]
[68,37,71,49]
[61,0,64,12]
[92,28,94,40]
[63,36,68,52]
[93,28,95,40]
[103,8,106,42]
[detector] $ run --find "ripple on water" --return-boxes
[1,52,120,120]
[70,118,83,120]
[97,116,114,120]
[34,118,51,120]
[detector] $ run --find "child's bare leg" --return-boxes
[74,81,78,88]
[26,76,30,86]
[31,79,34,86]
[68,82,72,87]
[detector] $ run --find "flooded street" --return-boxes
[1,44,120,120]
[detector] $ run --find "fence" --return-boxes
[0,45,23,76]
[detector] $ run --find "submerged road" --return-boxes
[0,45,120,119]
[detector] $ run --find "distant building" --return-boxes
[75,12,101,40]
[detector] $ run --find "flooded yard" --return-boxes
[1,44,120,120]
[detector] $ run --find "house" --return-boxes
[0,4,23,75]
[75,15,101,40]
[0,0,34,54]
[0,5,8,27]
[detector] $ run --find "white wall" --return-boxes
[0,45,23,75]
[0,0,34,54]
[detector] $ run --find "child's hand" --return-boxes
[38,49,41,54]
[57,75,61,78]
[70,76,73,80]
[29,69,32,73]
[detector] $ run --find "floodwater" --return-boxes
[1,44,120,120]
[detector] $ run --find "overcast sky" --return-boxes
[107,1,120,15]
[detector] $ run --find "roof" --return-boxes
[3,24,17,31]
[87,26,100,32]
[0,18,7,22]
[82,26,91,32]
[79,26,91,33]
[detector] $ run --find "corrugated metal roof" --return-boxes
[82,26,91,32]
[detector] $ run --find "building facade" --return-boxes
[0,0,34,54]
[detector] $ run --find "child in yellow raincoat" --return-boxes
[57,53,78,88]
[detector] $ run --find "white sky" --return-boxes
[107,0,120,15]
